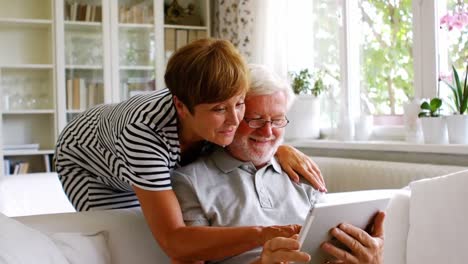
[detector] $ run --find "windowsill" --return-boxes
[286,139,468,155]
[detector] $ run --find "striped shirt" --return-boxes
[55,88,181,211]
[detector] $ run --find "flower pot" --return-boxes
[285,95,320,139]
[354,115,373,141]
[446,115,468,144]
[420,117,448,144]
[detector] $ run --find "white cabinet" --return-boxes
[0,0,56,175]
[0,0,210,175]
[55,0,111,128]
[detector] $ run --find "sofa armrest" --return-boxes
[0,173,76,216]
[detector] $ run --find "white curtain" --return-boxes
[213,0,315,78]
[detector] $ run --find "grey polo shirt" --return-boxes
[172,147,321,264]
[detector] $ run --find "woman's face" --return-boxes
[188,94,246,146]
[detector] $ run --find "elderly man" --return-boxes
[172,64,384,264]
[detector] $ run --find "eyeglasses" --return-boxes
[243,117,289,128]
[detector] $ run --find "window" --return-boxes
[438,0,468,115]
[286,0,467,136]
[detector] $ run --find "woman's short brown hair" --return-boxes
[165,38,249,113]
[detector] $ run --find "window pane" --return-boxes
[358,0,413,116]
[438,0,467,114]
[287,0,343,129]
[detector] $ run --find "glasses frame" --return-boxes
[243,117,289,129]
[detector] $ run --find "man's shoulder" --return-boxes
[172,154,216,179]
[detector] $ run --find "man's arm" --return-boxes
[320,211,385,264]
[133,186,300,262]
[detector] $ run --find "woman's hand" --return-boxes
[259,224,302,244]
[320,212,385,264]
[257,235,311,264]
[276,145,327,192]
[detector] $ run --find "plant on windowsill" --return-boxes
[290,69,327,96]
[418,98,448,144]
[441,64,468,144]
[286,69,328,140]
[418,98,442,118]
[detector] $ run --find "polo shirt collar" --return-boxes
[211,146,282,174]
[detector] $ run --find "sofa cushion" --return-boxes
[0,212,68,263]
[407,169,468,264]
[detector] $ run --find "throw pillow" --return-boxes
[51,231,111,264]
[0,213,111,264]
[0,212,68,264]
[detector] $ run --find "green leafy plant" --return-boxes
[442,65,468,115]
[418,98,442,117]
[290,69,327,97]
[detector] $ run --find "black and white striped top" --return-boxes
[55,88,181,210]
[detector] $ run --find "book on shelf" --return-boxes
[5,161,30,175]
[66,79,73,110]
[175,29,188,50]
[3,160,11,176]
[119,2,153,24]
[43,154,52,173]
[67,78,103,110]
[66,2,101,22]
[188,30,197,43]
[196,30,207,40]
[165,28,176,53]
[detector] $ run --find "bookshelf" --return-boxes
[0,0,211,176]
[0,0,56,175]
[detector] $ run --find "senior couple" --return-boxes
[171,64,384,264]
[55,39,384,263]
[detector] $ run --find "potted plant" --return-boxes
[442,65,468,144]
[418,97,448,144]
[286,69,327,139]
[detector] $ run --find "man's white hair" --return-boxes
[248,64,296,110]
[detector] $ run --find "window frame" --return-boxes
[338,0,441,139]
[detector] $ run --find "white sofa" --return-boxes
[11,171,468,264]
[1,158,468,263]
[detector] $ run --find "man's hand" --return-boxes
[256,235,311,264]
[276,145,326,192]
[320,212,385,264]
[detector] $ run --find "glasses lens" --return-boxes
[272,119,288,128]
[248,119,265,128]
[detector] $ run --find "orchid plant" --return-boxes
[440,1,468,31]
[442,65,468,115]
[439,1,468,115]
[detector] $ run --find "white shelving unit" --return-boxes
[0,0,57,175]
[1,0,210,176]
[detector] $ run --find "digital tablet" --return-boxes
[297,194,391,263]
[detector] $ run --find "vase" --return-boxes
[420,117,449,144]
[285,95,320,139]
[446,115,468,144]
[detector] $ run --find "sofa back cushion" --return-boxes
[407,169,468,264]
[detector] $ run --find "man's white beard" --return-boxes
[230,135,284,166]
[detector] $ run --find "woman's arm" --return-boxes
[134,186,301,262]
[276,145,327,192]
